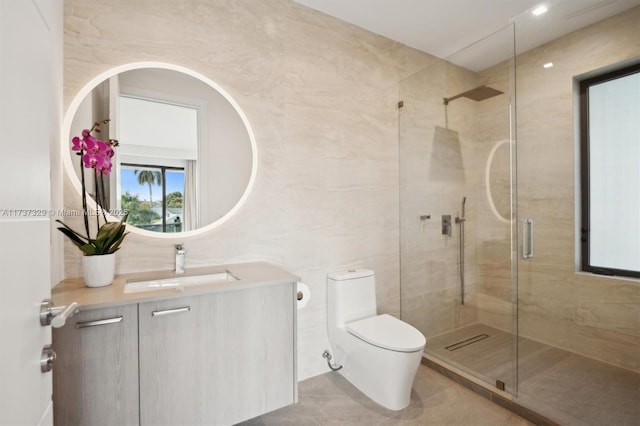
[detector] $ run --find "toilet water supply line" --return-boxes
[455,196,467,305]
[322,350,343,371]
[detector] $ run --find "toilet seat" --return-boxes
[346,314,426,353]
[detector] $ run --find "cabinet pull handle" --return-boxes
[151,306,191,317]
[76,316,123,328]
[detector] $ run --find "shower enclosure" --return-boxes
[399,2,640,425]
[399,22,518,394]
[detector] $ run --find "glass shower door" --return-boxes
[399,24,519,395]
[509,2,640,424]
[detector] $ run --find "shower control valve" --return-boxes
[442,215,452,236]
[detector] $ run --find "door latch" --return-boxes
[40,344,56,373]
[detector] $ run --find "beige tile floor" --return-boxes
[426,323,640,426]
[241,323,639,425]
[239,365,532,426]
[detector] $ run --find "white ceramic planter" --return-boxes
[82,253,116,288]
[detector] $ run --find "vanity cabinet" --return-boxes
[53,304,139,426]
[138,282,295,425]
[52,272,296,426]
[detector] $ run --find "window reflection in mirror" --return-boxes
[118,95,196,233]
[120,165,185,233]
[66,64,255,236]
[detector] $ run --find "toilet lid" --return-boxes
[346,314,426,353]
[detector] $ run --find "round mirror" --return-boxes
[63,63,257,237]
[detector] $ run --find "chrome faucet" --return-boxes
[175,243,185,274]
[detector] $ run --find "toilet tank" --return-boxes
[327,269,377,327]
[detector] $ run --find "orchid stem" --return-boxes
[99,172,107,222]
[80,152,90,242]
[94,171,100,231]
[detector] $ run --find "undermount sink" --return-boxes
[124,271,238,294]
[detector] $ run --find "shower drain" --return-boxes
[445,333,490,351]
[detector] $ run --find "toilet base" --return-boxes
[332,331,424,411]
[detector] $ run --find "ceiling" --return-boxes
[293,0,640,71]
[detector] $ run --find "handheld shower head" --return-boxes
[456,197,467,224]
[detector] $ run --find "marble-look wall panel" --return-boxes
[575,275,640,337]
[512,7,640,371]
[61,0,434,380]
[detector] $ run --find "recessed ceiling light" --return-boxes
[532,5,548,16]
[543,62,554,68]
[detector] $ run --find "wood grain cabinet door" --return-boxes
[138,294,216,426]
[138,283,295,425]
[212,283,296,424]
[53,304,140,426]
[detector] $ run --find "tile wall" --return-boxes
[61,0,640,380]
[61,0,434,380]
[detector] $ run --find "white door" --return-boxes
[0,0,62,425]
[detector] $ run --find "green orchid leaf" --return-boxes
[57,227,87,249]
[96,223,117,241]
[55,220,89,243]
[92,238,105,254]
[97,223,126,250]
[94,219,129,255]
[80,244,97,256]
[106,231,129,254]
[106,227,126,250]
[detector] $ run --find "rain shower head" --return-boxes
[443,85,504,105]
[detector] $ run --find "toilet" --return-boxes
[327,269,426,410]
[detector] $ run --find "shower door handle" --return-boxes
[522,219,533,259]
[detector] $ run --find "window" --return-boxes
[120,164,185,233]
[580,63,640,278]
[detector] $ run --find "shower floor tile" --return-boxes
[425,323,520,391]
[425,323,640,426]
